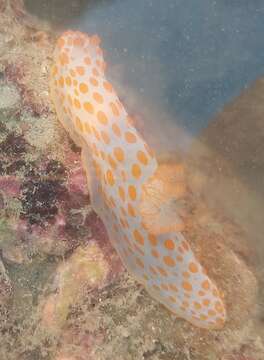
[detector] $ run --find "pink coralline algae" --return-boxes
[0,176,20,197]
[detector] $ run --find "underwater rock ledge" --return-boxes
[0,1,263,360]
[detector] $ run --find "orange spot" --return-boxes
[90,77,98,86]
[73,37,85,47]
[127,203,136,217]
[189,262,198,273]
[163,256,175,267]
[108,155,116,169]
[157,266,168,277]
[133,229,144,246]
[93,92,104,104]
[128,185,137,201]
[73,79,78,86]
[65,76,72,87]
[182,281,192,292]
[59,52,69,66]
[92,126,100,141]
[97,111,108,125]
[176,255,183,262]
[213,288,219,297]
[52,65,58,76]
[215,317,225,326]
[200,314,208,321]
[101,131,110,144]
[106,169,115,186]
[215,301,224,313]
[57,37,65,49]
[112,123,121,137]
[164,239,175,250]
[110,102,119,117]
[75,117,83,132]
[92,144,99,157]
[79,83,89,93]
[137,150,148,165]
[131,164,141,179]
[103,81,113,92]
[202,280,210,291]
[90,34,101,46]
[208,309,216,317]
[67,37,73,46]
[125,131,137,143]
[118,186,125,201]
[94,161,101,176]
[74,98,81,109]
[198,290,205,297]
[113,147,124,162]
[203,299,210,307]
[83,102,94,114]
[76,66,85,76]
[84,56,91,65]
[169,284,178,292]
[58,76,64,87]
[194,302,201,310]
[148,234,157,246]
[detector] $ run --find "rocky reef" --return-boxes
[0,1,263,359]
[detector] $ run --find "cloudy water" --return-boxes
[26,0,264,134]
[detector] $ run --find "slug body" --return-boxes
[50,31,226,329]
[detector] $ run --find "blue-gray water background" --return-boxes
[26,0,264,135]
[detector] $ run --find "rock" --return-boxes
[40,241,110,332]
[188,77,264,254]
[0,83,21,115]
[185,76,264,359]
[0,1,263,359]
[0,175,21,196]
[0,258,12,305]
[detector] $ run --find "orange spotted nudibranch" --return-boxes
[49,30,226,329]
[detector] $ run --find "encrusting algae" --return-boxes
[49,30,226,329]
